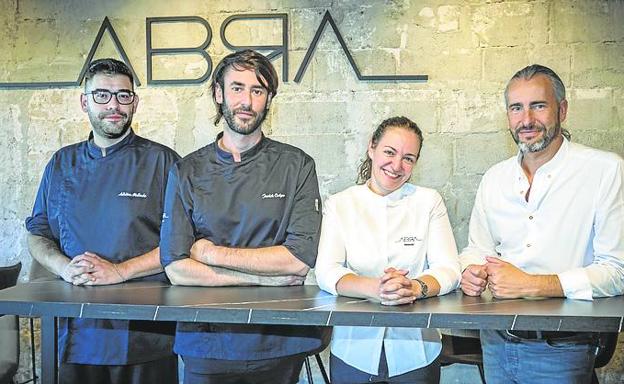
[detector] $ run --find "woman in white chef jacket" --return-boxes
[315,116,461,384]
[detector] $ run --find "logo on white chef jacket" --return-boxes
[117,191,147,198]
[396,236,421,246]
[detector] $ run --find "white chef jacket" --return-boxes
[460,138,624,300]
[315,183,460,376]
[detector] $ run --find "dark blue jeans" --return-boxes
[481,329,599,384]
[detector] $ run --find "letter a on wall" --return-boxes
[77,17,141,86]
[0,17,139,89]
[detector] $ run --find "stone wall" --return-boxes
[1,0,623,382]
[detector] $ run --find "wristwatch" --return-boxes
[414,278,428,298]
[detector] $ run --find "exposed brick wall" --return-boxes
[2,1,622,382]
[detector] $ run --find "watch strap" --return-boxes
[414,278,428,298]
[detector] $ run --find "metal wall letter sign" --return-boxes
[220,14,289,82]
[0,11,427,89]
[146,16,213,85]
[294,11,427,83]
[1,17,140,89]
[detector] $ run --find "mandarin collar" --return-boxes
[87,129,136,159]
[214,131,267,163]
[515,136,569,176]
[362,181,415,205]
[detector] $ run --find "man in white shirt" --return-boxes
[459,64,624,384]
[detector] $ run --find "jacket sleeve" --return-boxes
[159,163,196,267]
[282,155,322,268]
[314,195,355,295]
[25,158,56,241]
[419,191,461,295]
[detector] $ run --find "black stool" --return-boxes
[0,262,22,384]
[439,332,485,384]
[304,327,331,384]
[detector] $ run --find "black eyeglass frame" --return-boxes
[84,89,136,105]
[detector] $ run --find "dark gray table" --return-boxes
[0,280,623,384]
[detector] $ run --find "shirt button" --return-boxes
[526,243,532,247]
[529,215,533,220]
[520,190,525,195]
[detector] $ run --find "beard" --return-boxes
[511,121,560,154]
[221,100,267,136]
[88,109,133,139]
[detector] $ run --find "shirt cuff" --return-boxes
[558,268,593,301]
[420,267,459,295]
[458,253,486,272]
[317,266,354,296]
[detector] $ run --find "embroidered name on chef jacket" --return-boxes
[261,193,286,199]
[118,192,148,198]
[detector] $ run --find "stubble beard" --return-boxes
[512,121,560,154]
[89,109,132,139]
[221,101,267,136]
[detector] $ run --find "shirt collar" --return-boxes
[214,131,267,163]
[515,136,570,176]
[87,129,136,159]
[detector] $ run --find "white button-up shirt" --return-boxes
[315,183,460,376]
[460,138,624,300]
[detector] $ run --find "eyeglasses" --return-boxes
[85,89,136,105]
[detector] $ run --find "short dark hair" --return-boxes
[84,58,134,89]
[356,116,424,185]
[210,49,278,125]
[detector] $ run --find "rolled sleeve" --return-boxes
[25,160,55,240]
[159,164,196,267]
[283,156,322,268]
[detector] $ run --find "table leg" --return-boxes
[40,316,58,384]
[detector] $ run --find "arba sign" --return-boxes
[0,11,427,89]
